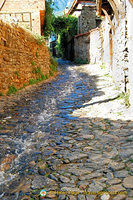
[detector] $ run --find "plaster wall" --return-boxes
[112,18,126,91]
[126,0,133,105]
[90,28,103,64]
[101,17,110,70]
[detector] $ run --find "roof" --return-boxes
[96,0,125,17]
[0,0,6,10]
[68,0,96,15]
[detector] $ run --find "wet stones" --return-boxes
[108,162,125,171]
[31,175,58,190]
[123,176,133,189]
[114,170,129,178]
[1,62,133,199]
[0,154,16,171]
[63,153,88,162]
[59,175,70,183]
[108,184,126,192]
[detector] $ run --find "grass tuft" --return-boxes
[7,85,18,96]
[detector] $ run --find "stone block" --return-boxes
[23,13,30,22]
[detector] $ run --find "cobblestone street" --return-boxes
[0,60,133,200]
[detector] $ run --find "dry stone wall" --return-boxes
[78,6,96,34]
[74,33,90,61]
[0,20,50,95]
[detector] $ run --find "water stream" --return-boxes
[0,60,95,198]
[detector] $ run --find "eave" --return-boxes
[68,0,96,15]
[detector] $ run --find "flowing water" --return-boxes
[0,60,97,199]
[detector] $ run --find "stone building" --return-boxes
[0,0,45,35]
[67,0,99,62]
[90,0,133,105]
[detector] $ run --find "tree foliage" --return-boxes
[43,0,54,38]
[53,15,77,36]
[53,15,77,58]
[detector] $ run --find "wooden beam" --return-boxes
[107,0,119,22]
[96,0,102,16]
[102,8,115,34]
[113,0,125,17]
[0,0,6,11]
[129,0,133,7]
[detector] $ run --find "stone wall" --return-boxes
[78,6,96,34]
[74,33,90,61]
[0,0,45,35]
[90,28,103,64]
[0,20,50,95]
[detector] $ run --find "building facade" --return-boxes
[0,0,45,35]
[67,0,97,62]
[90,0,133,105]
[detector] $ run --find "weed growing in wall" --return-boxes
[29,79,39,85]
[118,91,130,108]
[7,85,18,96]
[50,57,58,72]
[104,73,112,78]
[32,67,46,80]
[36,51,39,58]
[34,34,45,45]
[14,71,20,79]
[31,61,36,66]
[30,66,49,85]
[0,92,3,96]
[100,63,105,70]
[29,74,49,85]
[49,70,54,76]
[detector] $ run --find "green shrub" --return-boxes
[74,58,89,64]
[7,85,17,96]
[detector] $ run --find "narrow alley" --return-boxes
[0,60,133,200]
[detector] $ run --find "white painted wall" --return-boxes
[126,0,133,105]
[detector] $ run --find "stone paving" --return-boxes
[0,60,133,200]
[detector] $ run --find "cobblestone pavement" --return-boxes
[0,60,133,200]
